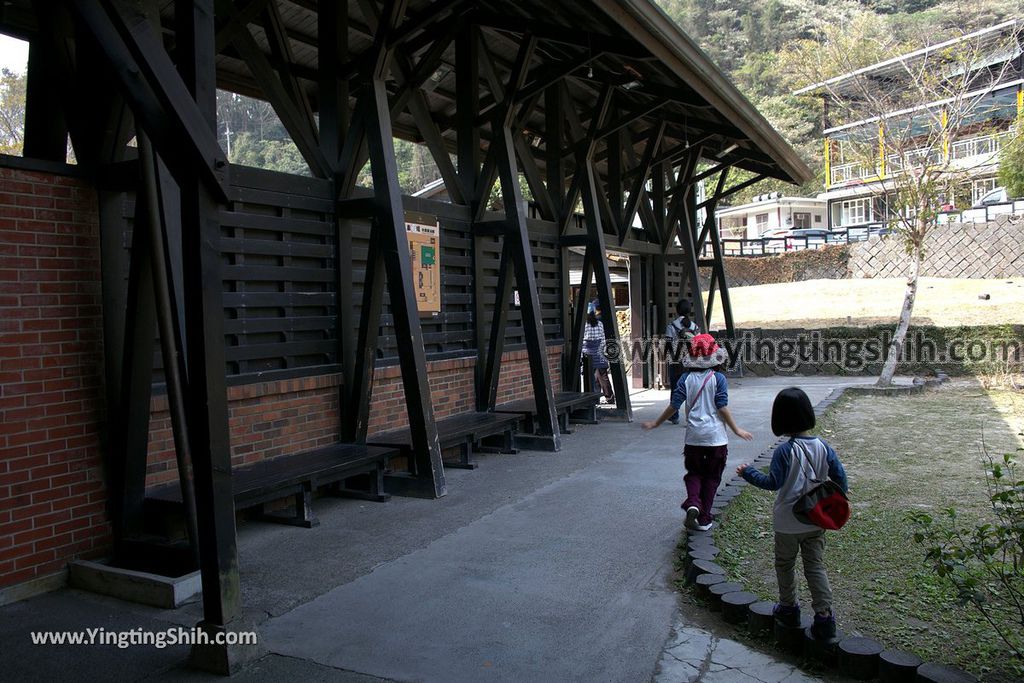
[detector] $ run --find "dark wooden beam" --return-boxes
[480,241,513,408]
[397,53,467,206]
[216,0,329,177]
[23,25,68,161]
[455,22,480,202]
[471,11,650,57]
[558,83,613,234]
[545,83,565,218]
[695,173,767,209]
[621,122,664,243]
[512,131,556,221]
[493,122,561,442]
[579,160,632,420]
[173,0,239,644]
[117,178,158,539]
[567,246,594,391]
[71,0,229,200]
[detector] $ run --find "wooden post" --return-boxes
[580,161,632,420]
[173,0,242,671]
[361,78,446,496]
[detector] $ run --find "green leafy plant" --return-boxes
[910,450,1024,667]
[998,132,1024,200]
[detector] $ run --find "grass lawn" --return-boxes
[723,277,1024,330]
[714,383,1024,680]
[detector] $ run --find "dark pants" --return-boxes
[682,444,728,526]
[667,364,684,421]
[594,367,613,400]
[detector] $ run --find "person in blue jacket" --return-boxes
[734,387,848,641]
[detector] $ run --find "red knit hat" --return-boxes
[682,333,729,368]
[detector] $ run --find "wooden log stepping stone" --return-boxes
[686,536,717,552]
[915,663,978,683]
[707,581,743,611]
[878,649,922,682]
[709,506,723,516]
[694,572,725,598]
[686,527,713,540]
[748,601,775,638]
[721,591,757,624]
[685,558,724,584]
[774,614,812,654]
[803,627,845,667]
[839,636,884,680]
[687,548,718,563]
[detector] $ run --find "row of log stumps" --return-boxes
[680,386,977,683]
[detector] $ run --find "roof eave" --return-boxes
[592,0,813,185]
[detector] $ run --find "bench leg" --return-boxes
[475,430,517,455]
[330,467,392,503]
[558,411,574,434]
[503,428,518,454]
[444,439,478,469]
[569,405,599,425]
[251,484,319,528]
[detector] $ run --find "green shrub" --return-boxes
[910,451,1024,670]
[998,132,1024,200]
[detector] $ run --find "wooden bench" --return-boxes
[147,443,397,529]
[495,391,602,435]
[368,411,520,472]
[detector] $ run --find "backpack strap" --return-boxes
[687,370,715,413]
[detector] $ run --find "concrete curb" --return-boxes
[680,375,981,681]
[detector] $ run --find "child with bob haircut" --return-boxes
[735,387,848,640]
[642,334,752,531]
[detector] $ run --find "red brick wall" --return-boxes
[145,375,344,487]
[147,345,565,481]
[0,166,570,592]
[0,168,109,591]
[365,345,563,434]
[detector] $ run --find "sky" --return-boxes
[0,33,29,75]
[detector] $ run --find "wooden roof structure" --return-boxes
[0,0,808,672]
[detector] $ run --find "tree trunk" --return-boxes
[877,241,923,386]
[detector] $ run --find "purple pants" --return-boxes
[682,444,728,526]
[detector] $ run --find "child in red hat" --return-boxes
[642,334,752,531]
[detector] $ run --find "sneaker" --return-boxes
[773,603,801,628]
[811,611,836,640]
[684,506,700,530]
[696,521,713,532]
[668,416,680,425]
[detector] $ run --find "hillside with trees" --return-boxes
[655,0,1024,202]
[1,2,1019,198]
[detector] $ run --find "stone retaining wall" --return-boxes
[847,218,1024,280]
[710,219,1024,288]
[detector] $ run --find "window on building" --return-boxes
[840,198,872,226]
[972,178,998,205]
[754,213,769,233]
[814,214,823,223]
[793,212,811,228]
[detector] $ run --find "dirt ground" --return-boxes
[714,382,1024,680]
[724,277,1024,329]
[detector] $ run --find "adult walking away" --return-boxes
[665,299,700,425]
[583,302,615,404]
[642,334,752,531]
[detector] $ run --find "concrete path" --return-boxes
[257,376,870,682]
[0,375,876,682]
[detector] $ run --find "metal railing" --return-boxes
[937,201,1024,225]
[707,225,890,258]
[830,162,876,186]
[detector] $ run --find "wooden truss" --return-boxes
[28,0,777,668]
